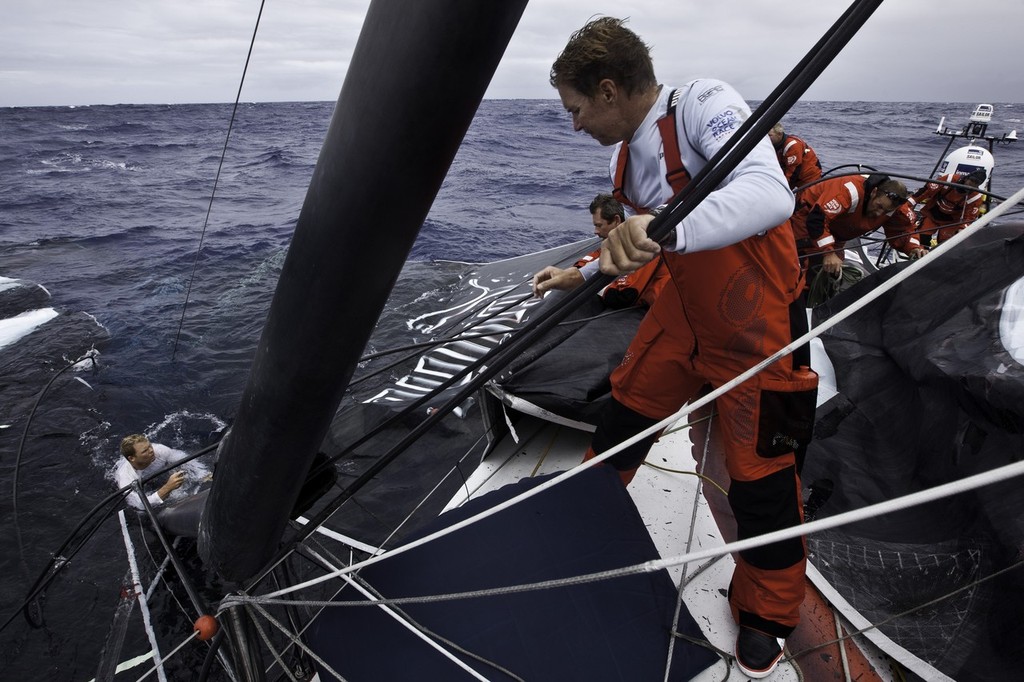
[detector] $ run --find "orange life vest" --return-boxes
[612,89,691,211]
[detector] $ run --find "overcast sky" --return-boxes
[3,0,1023,108]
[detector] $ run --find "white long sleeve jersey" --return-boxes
[609,79,795,254]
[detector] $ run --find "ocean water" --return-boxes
[2,98,1024,679]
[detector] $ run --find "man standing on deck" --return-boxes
[540,17,816,678]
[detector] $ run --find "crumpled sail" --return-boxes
[362,238,641,427]
[804,223,1024,680]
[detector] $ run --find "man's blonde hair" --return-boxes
[120,434,148,459]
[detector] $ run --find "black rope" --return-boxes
[647,0,885,246]
[136,484,211,618]
[9,349,98,628]
[809,168,1008,203]
[353,238,595,367]
[171,0,268,361]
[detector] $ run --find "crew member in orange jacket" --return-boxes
[911,168,986,248]
[768,122,822,191]
[535,193,671,309]
[542,18,815,678]
[792,174,926,279]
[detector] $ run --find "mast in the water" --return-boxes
[199,0,530,583]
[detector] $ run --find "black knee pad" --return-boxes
[592,398,661,471]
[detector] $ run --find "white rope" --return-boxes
[259,185,1024,601]
[134,632,197,682]
[228,457,1024,613]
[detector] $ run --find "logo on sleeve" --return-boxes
[696,84,724,103]
[823,199,842,214]
[707,108,743,140]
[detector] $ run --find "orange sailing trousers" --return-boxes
[589,243,816,638]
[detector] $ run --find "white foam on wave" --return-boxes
[0,308,59,350]
[0,277,50,297]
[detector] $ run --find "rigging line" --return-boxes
[285,427,493,574]
[301,544,524,682]
[366,429,492,554]
[357,290,536,362]
[12,436,224,614]
[262,421,501,593]
[451,419,562,509]
[238,600,349,682]
[117,509,168,682]
[834,609,852,682]
[258,544,352,660]
[854,221,973,246]
[668,630,732,668]
[347,310,535,389]
[170,0,268,362]
[244,604,302,682]
[227,457,1024,611]
[679,554,731,591]
[800,169,1009,204]
[347,297,632,393]
[660,411,713,436]
[3,488,127,633]
[688,404,717,546]
[786,557,1024,664]
[303,548,497,682]
[817,163,879,183]
[144,536,181,602]
[133,634,199,682]
[136,483,211,619]
[225,553,352,682]
[665,404,714,681]
[649,0,885,245]
[11,348,97,618]
[248,184,1024,600]
[243,0,887,590]
[265,564,314,676]
[249,543,361,673]
[136,515,194,624]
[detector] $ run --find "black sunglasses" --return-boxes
[883,191,905,204]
